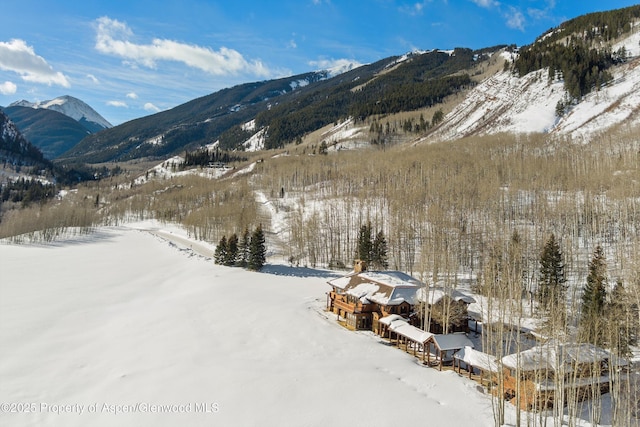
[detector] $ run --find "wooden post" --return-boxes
[439,350,443,371]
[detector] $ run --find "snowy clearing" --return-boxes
[0,224,498,427]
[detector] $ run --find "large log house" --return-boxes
[326,260,422,331]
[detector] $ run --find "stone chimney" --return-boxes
[354,259,367,273]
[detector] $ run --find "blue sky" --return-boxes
[0,0,638,125]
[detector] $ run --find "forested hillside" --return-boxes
[2,106,92,159]
[58,47,494,162]
[513,4,640,100]
[0,110,46,165]
[58,70,358,163]
[256,48,490,149]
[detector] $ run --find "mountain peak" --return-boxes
[9,95,112,130]
[318,60,364,78]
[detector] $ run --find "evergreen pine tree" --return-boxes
[372,230,389,270]
[580,245,608,344]
[225,233,239,266]
[248,224,266,271]
[214,235,228,265]
[607,280,637,357]
[537,234,567,312]
[238,227,250,268]
[357,221,373,263]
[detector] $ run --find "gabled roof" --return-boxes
[417,287,476,305]
[381,315,434,344]
[502,343,612,372]
[393,323,434,344]
[454,347,499,372]
[429,333,475,351]
[327,271,424,306]
[378,314,407,326]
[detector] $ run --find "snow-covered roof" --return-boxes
[502,343,612,372]
[454,347,499,372]
[390,322,433,344]
[327,271,424,306]
[430,333,475,351]
[417,287,476,305]
[378,314,407,326]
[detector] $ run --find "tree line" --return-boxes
[214,225,267,271]
[181,147,246,168]
[0,178,56,206]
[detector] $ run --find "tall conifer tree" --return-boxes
[607,280,637,357]
[372,230,389,270]
[214,235,228,265]
[226,233,239,266]
[580,245,607,344]
[249,225,266,271]
[238,227,250,268]
[538,234,566,312]
[357,221,373,263]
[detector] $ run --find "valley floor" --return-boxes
[0,223,498,426]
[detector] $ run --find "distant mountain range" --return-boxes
[1,96,111,159]
[58,50,485,163]
[56,67,373,163]
[6,5,640,167]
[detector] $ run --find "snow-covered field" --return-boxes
[0,223,498,427]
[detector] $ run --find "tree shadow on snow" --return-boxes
[261,264,343,279]
[0,228,117,248]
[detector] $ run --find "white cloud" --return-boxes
[126,92,138,99]
[471,0,499,8]
[0,39,70,87]
[87,74,100,84]
[107,100,128,108]
[288,39,297,49]
[400,1,432,16]
[94,17,271,77]
[0,81,17,95]
[144,102,160,112]
[505,7,525,31]
[528,0,556,21]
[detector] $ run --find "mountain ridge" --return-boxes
[47,4,640,165]
[1,106,94,159]
[10,95,112,130]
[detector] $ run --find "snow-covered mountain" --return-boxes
[10,95,112,132]
[428,30,640,143]
[322,60,363,78]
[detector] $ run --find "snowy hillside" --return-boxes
[429,30,640,142]
[429,66,566,140]
[10,96,112,130]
